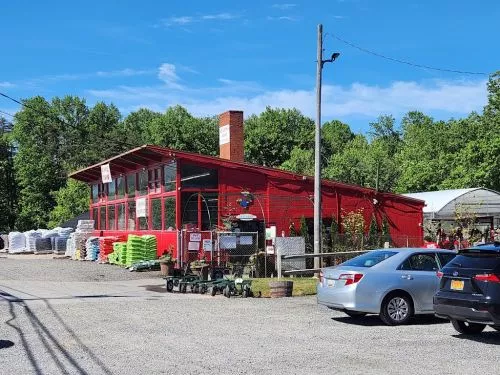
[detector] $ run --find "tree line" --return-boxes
[0,72,498,232]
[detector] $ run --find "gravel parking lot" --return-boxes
[0,256,498,375]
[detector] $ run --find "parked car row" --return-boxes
[317,244,500,335]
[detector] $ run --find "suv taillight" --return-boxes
[436,271,443,278]
[319,271,324,283]
[339,273,363,286]
[474,274,500,283]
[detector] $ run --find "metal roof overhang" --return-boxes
[69,146,175,183]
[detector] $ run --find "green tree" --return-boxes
[0,119,16,231]
[113,108,162,147]
[48,180,89,228]
[244,107,314,167]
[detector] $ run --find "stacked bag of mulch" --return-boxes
[54,227,73,255]
[72,220,94,260]
[85,237,100,261]
[8,232,27,254]
[98,236,125,263]
[142,235,158,261]
[65,233,76,258]
[109,242,127,265]
[125,235,145,266]
[25,231,42,253]
[35,230,58,254]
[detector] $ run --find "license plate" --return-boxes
[450,279,464,291]
[327,279,335,287]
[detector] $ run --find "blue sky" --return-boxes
[0,0,498,132]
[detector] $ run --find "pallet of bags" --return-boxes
[35,229,59,254]
[8,232,27,254]
[85,237,100,261]
[142,235,158,261]
[65,233,76,258]
[126,235,144,266]
[54,227,73,255]
[25,230,42,253]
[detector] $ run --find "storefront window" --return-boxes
[92,207,98,229]
[98,183,106,200]
[108,181,116,200]
[116,176,125,199]
[128,201,136,230]
[127,174,136,198]
[117,203,126,230]
[164,197,176,230]
[92,185,99,203]
[180,163,218,189]
[148,168,162,194]
[181,192,199,228]
[100,206,107,230]
[152,198,162,230]
[201,193,218,230]
[108,205,116,230]
[164,161,177,192]
[138,170,148,196]
[139,216,149,230]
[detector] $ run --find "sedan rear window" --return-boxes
[342,251,397,268]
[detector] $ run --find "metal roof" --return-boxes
[403,188,500,219]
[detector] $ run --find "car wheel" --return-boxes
[380,294,413,326]
[345,311,367,318]
[451,319,486,334]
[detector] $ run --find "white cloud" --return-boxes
[272,4,297,10]
[96,68,153,77]
[157,63,184,90]
[0,82,16,88]
[163,13,239,27]
[267,15,298,21]
[86,76,488,122]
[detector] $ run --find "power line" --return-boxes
[0,109,15,118]
[329,33,489,76]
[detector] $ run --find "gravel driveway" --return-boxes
[0,256,498,375]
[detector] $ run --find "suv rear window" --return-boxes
[342,251,397,268]
[449,253,500,271]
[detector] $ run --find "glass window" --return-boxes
[92,207,98,229]
[127,174,136,198]
[92,185,99,203]
[181,192,199,228]
[400,253,439,271]
[98,183,106,200]
[107,181,116,200]
[437,252,456,268]
[152,198,162,230]
[164,161,177,192]
[100,206,107,230]
[164,197,176,230]
[138,170,148,196]
[342,251,397,268]
[108,205,116,230]
[117,203,126,230]
[139,216,149,230]
[201,193,218,230]
[128,201,136,230]
[148,167,162,193]
[116,176,125,199]
[180,163,218,189]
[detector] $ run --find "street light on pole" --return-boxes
[314,24,340,274]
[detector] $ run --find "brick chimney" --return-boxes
[219,110,244,162]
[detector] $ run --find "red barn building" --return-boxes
[70,110,424,261]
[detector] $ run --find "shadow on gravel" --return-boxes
[1,287,114,374]
[140,285,166,293]
[332,315,448,327]
[452,332,500,345]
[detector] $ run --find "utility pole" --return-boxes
[313,24,323,273]
[314,24,340,274]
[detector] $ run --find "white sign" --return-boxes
[188,241,200,251]
[266,246,275,254]
[219,124,230,145]
[202,239,213,252]
[239,236,253,245]
[236,213,257,221]
[101,164,112,183]
[190,233,202,242]
[220,235,237,250]
[266,226,277,240]
[136,197,147,218]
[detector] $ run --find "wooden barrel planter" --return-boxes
[269,281,293,298]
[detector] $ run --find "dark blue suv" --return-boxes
[433,242,500,334]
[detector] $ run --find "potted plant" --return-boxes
[190,257,209,280]
[159,249,176,276]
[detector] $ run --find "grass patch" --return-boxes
[251,278,317,298]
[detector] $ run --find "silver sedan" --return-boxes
[317,248,456,325]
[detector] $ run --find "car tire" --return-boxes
[345,311,367,318]
[380,294,413,326]
[451,319,486,334]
